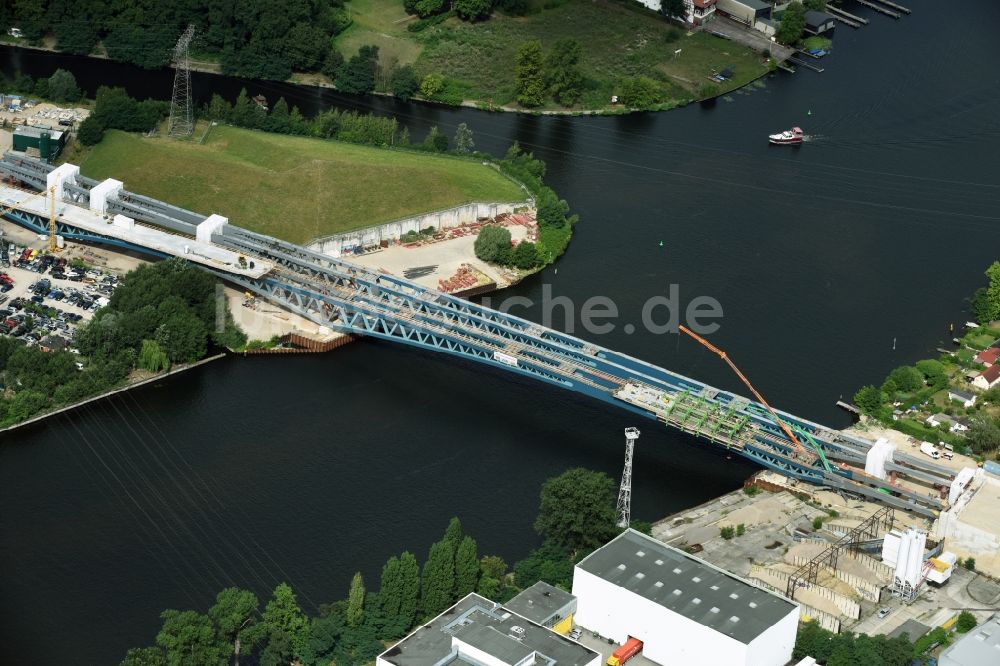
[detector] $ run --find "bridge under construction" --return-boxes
[0,155,961,519]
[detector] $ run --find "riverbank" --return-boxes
[1,0,772,115]
[0,352,226,436]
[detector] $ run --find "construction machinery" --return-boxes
[616,427,641,528]
[678,325,820,465]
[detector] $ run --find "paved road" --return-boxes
[705,16,795,62]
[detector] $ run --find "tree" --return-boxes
[918,359,948,384]
[803,0,827,10]
[544,39,583,107]
[513,541,574,589]
[77,115,106,146]
[720,526,735,539]
[120,647,167,666]
[853,385,885,416]
[515,40,545,108]
[660,0,687,19]
[420,73,446,99]
[421,539,456,617]
[253,583,310,660]
[347,572,366,627]
[776,2,807,46]
[455,536,479,597]
[138,339,170,372]
[423,126,449,152]
[480,555,507,581]
[511,241,540,269]
[208,587,259,665]
[206,94,233,122]
[964,556,976,571]
[379,556,403,622]
[337,45,380,94]
[391,66,420,100]
[474,225,512,264]
[454,0,494,21]
[888,365,924,392]
[983,261,1000,322]
[534,468,618,552]
[966,416,1000,454]
[46,69,82,102]
[155,610,226,666]
[619,77,661,110]
[957,610,977,633]
[453,123,474,153]
[398,551,421,630]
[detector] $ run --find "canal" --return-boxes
[3,3,1000,662]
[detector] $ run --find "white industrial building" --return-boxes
[572,530,799,666]
[377,594,599,666]
[939,613,1000,666]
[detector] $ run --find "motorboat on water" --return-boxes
[768,127,804,145]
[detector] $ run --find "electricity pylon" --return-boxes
[167,25,196,138]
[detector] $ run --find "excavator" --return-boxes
[679,324,832,472]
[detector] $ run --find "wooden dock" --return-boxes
[789,57,824,73]
[836,400,861,415]
[855,0,901,19]
[827,5,867,27]
[875,0,911,14]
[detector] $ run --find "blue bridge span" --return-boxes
[0,156,956,518]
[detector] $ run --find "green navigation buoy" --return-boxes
[659,240,664,247]
[807,109,812,116]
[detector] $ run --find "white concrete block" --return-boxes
[196,213,228,244]
[89,178,123,215]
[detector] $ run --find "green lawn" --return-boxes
[337,0,768,110]
[78,127,525,244]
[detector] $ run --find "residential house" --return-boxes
[951,418,970,434]
[975,347,1000,366]
[633,0,717,26]
[926,413,954,429]
[803,10,836,35]
[948,389,977,408]
[716,0,771,25]
[973,364,1000,390]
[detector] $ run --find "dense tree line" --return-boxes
[78,86,169,145]
[794,621,913,666]
[120,467,623,665]
[0,68,82,104]
[0,259,244,427]
[1,0,352,80]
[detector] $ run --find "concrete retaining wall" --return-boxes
[307,200,532,257]
[748,567,844,632]
[752,565,861,620]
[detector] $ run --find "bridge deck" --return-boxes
[0,184,273,279]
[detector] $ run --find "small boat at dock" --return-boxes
[768,127,804,145]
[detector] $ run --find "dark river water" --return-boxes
[3,3,1000,663]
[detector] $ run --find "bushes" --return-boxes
[474,226,513,264]
[956,611,977,633]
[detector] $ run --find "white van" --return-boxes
[940,442,955,460]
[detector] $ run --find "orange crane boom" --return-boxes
[678,325,814,461]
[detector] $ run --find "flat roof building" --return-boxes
[939,613,1000,666]
[377,594,599,666]
[504,582,577,635]
[572,529,799,666]
[12,125,66,163]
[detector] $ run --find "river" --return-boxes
[3,3,1000,662]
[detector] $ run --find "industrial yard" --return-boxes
[652,469,1000,646]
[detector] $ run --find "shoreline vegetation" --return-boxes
[0,259,247,431]
[850,262,1000,464]
[0,0,770,115]
[118,468,639,666]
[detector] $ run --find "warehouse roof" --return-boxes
[576,530,796,645]
[504,581,576,627]
[13,125,64,141]
[939,613,1000,666]
[379,594,598,666]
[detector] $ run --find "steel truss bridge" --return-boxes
[0,156,956,518]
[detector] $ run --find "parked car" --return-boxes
[877,607,891,619]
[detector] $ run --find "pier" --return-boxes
[855,0,902,19]
[827,5,867,27]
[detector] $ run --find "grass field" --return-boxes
[78,127,525,244]
[336,0,768,109]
